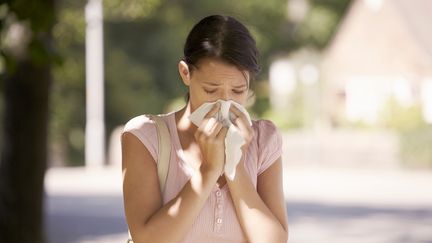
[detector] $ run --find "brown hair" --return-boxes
[182,15,260,100]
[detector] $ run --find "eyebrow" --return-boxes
[203,82,247,88]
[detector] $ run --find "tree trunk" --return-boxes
[0,50,52,243]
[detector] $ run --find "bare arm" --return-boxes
[227,105,288,242]
[122,104,227,242]
[225,157,288,243]
[122,132,219,243]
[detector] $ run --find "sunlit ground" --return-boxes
[45,131,432,243]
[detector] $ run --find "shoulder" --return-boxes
[252,119,283,174]
[122,114,159,161]
[122,114,159,146]
[252,119,281,142]
[251,119,283,156]
[123,115,156,133]
[252,119,279,131]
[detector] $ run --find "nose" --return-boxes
[219,89,232,101]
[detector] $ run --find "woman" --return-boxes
[121,15,288,243]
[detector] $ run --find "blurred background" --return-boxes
[1,0,431,242]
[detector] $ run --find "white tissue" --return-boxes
[189,100,252,180]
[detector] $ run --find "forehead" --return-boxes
[192,58,249,86]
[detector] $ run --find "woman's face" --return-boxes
[179,57,250,112]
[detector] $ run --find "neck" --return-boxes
[175,101,197,137]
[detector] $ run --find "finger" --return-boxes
[203,117,218,136]
[197,103,220,133]
[230,105,250,128]
[204,102,221,119]
[216,126,229,140]
[197,102,219,127]
[209,121,223,137]
[233,116,250,134]
[229,104,243,116]
[197,117,216,138]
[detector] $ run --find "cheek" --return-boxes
[234,91,249,104]
[188,89,210,110]
[233,97,247,106]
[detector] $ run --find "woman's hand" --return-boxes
[230,105,254,152]
[194,103,229,175]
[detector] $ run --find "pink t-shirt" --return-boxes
[123,110,282,243]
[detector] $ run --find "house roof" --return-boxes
[322,0,432,82]
[393,0,432,59]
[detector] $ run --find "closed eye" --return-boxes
[204,89,216,94]
[233,89,246,94]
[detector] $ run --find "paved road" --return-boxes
[45,166,432,243]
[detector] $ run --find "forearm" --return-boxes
[131,170,219,243]
[227,165,288,243]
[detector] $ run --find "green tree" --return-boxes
[50,0,352,166]
[0,1,56,242]
[50,1,86,165]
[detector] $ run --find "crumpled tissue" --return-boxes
[188,99,252,180]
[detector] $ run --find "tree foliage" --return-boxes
[0,1,55,242]
[48,0,351,165]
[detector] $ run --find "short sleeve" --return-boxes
[257,120,283,175]
[122,115,158,162]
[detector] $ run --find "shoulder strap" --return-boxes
[127,114,171,243]
[148,114,171,193]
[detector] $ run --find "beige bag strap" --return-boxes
[127,114,171,243]
[149,114,171,192]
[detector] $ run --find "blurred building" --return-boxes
[322,0,432,126]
